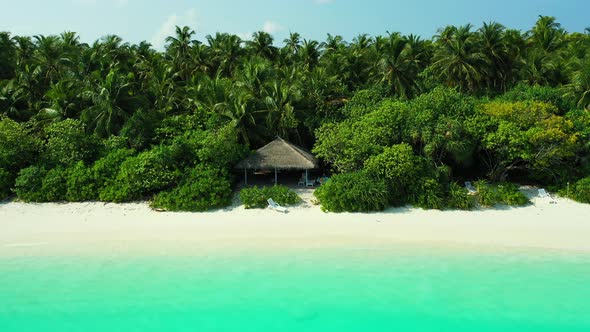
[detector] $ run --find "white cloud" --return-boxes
[150,8,198,50]
[262,21,284,34]
[314,0,334,4]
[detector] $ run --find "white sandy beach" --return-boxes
[1,187,589,256]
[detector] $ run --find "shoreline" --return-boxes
[2,188,590,256]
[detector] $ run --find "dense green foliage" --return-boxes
[1,17,589,211]
[474,181,530,207]
[313,171,389,212]
[13,166,47,202]
[151,166,234,212]
[567,177,590,203]
[43,119,98,167]
[240,185,302,209]
[446,182,476,210]
[0,168,12,199]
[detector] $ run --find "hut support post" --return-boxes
[274,168,278,185]
[244,169,248,185]
[305,169,308,183]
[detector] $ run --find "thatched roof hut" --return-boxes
[236,137,319,170]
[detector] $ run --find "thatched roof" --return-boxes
[235,137,319,170]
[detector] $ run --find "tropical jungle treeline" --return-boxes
[1,16,589,211]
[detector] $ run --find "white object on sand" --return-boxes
[465,182,477,194]
[267,198,287,213]
[538,189,557,204]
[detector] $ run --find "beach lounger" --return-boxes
[538,189,557,204]
[306,179,316,187]
[465,181,477,194]
[267,198,288,213]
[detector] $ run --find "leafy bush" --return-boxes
[411,178,445,210]
[151,166,234,212]
[44,119,99,167]
[0,168,12,199]
[568,177,590,203]
[120,109,163,150]
[13,166,47,202]
[500,84,575,114]
[496,182,529,206]
[474,180,498,207]
[93,148,135,190]
[365,143,430,205]
[474,180,529,207]
[0,117,41,173]
[66,162,98,202]
[99,145,180,202]
[446,182,475,210]
[314,171,389,212]
[40,167,68,201]
[239,185,302,209]
[341,87,388,118]
[313,100,408,172]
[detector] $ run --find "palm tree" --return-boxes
[319,34,348,80]
[478,22,509,91]
[282,32,302,63]
[206,33,244,77]
[42,79,82,119]
[81,69,143,137]
[235,58,274,99]
[261,80,302,140]
[13,36,35,67]
[346,34,376,89]
[33,35,70,85]
[565,57,590,110]
[377,33,425,98]
[213,87,262,145]
[431,24,488,92]
[246,31,277,61]
[165,26,197,81]
[528,16,565,54]
[299,39,320,70]
[0,32,16,80]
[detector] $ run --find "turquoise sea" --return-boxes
[1,246,589,331]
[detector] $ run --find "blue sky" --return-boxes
[1,0,588,49]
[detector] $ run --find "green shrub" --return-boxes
[0,168,13,199]
[13,166,47,202]
[496,182,529,206]
[151,166,234,212]
[93,148,134,190]
[500,84,575,114]
[474,181,529,207]
[446,182,475,210]
[474,180,498,207]
[365,143,430,205]
[120,109,163,150]
[66,162,98,202]
[44,119,99,167]
[100,146,180,202]
[0,118,41,173]
[100,135,129,153]
[314,171,389,213]
[40,167,68,201]
[569,177,590,203]
[412,178,445,210]
[240,185,302,209]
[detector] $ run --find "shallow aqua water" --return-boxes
[1,246,589,331]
